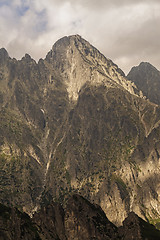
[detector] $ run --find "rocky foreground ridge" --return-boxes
[1,194,160,240]
[0,35,160,229]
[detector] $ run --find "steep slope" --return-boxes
[1,35,160,228]
[0,46,70,214]
[45,79,160,225]
[0,53,45,212]
[43,36,160,225]
[127,62,160,105]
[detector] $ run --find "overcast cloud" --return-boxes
[0,0,160,73]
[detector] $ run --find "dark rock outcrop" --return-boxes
[0,203,40,240]
[33,202,66,240]
[64,194,119,240]
[1,196,160,240]
[119,211,160,240]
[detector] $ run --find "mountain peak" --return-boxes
[52,34,87,48]
[127,62,160,104]
[21,53,36,64]
[139,61,153,67]
[45,35,138,101]
[128,62,159,76]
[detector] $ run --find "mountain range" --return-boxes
[0,35,160,236]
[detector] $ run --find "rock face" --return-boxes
[0,35,160,229]
[1,195,160,240]
[127,62,160,105]
[33,202,66,240]
[33,194,119,240]
[64,194,119,240]
[0,45,70,214]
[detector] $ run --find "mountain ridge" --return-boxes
[0,35,141,102]
[0,35,160,229]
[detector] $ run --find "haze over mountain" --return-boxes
[0,35,160,235]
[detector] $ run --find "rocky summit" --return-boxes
[0,35,160,233]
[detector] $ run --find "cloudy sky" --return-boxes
[0,0,160,74]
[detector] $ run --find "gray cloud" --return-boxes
[0,0,160,73]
